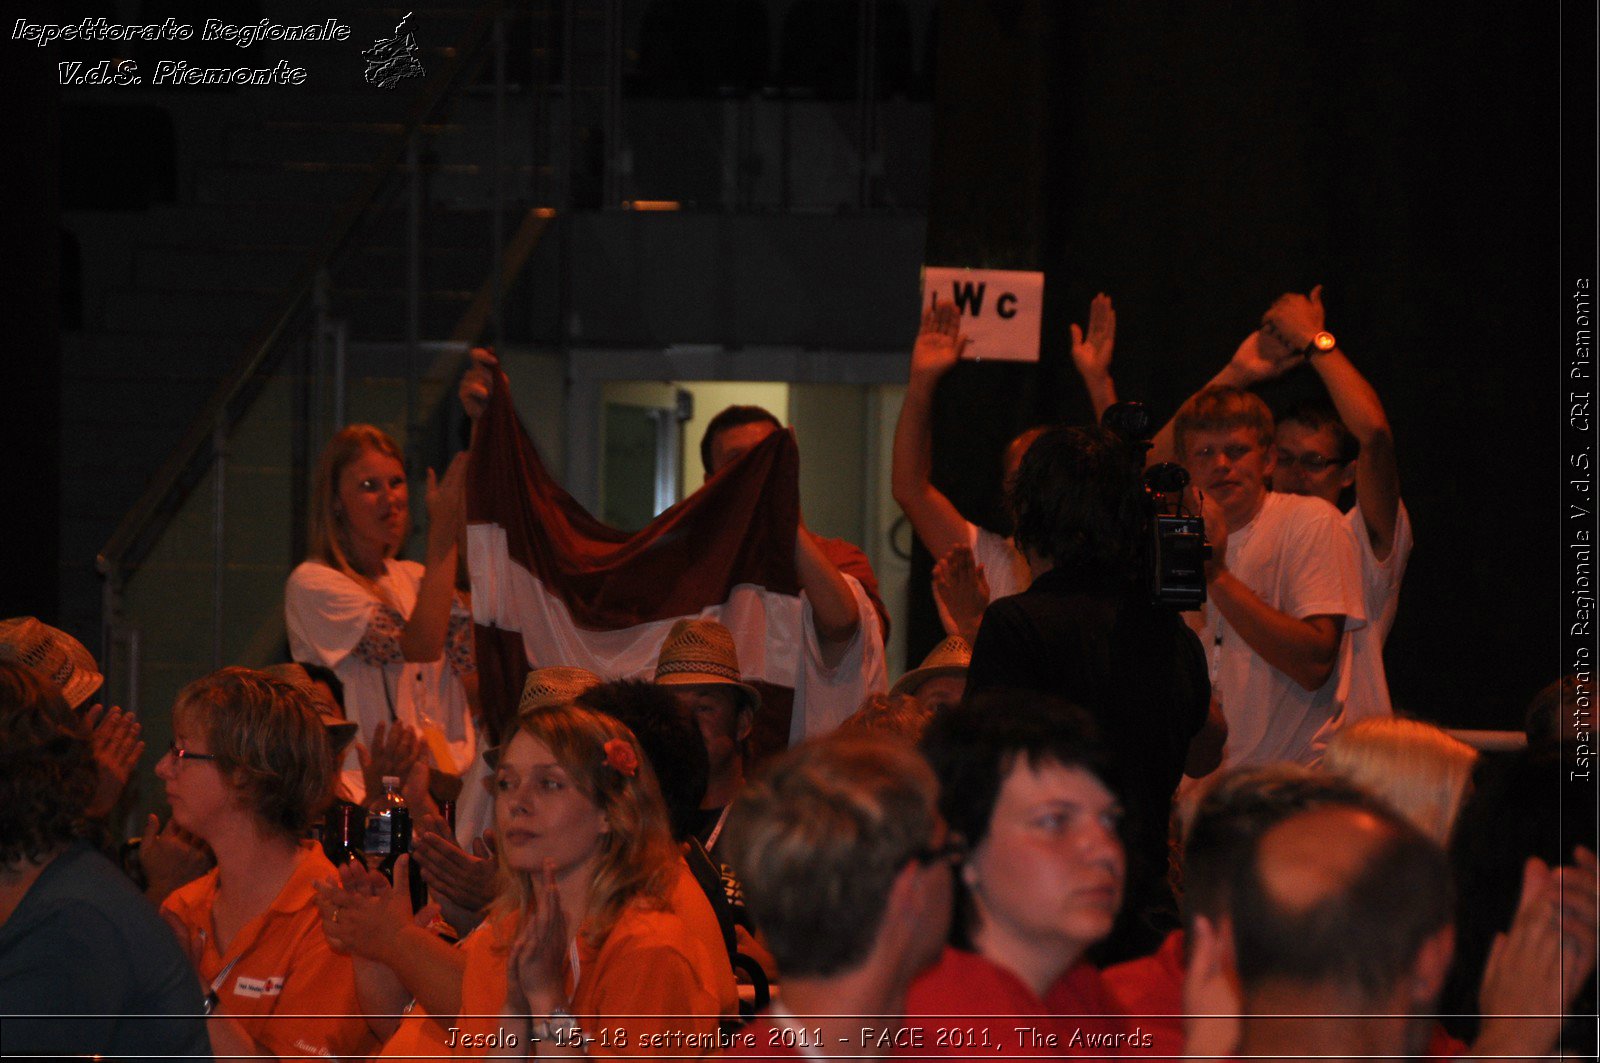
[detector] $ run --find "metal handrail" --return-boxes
[95,0,506,585]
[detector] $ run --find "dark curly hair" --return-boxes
[576,679,709,842]
[0,662,97,865]
[1006,424,1143,579]
[173,667,333,837]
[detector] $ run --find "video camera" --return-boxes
[1101,402,1211,610]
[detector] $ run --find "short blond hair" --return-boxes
[1322,717,1478,844]
[1173,386,1275,458]
[173,667,334,837]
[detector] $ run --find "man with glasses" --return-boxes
[1080,287,1382,763]
[1259,287,1408,721]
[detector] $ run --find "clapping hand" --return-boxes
[314,854,415,959]
[83,702,144,818]
[413,814,498,934]
[359,722,424,805]
[506,861,570,1016]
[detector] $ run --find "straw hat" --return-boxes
[0,617,103,709]
[519,666,603,715]
[888,635,972,699]
[483,666,605,769]
[259,662,360,751]
[652,618,760,712]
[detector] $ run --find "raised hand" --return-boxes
[933,544,990,644]
[1224,329,1299,387]
[459,347,498,420]
[83,703,144,818]
[910,295,970,380]
[1069,292,1116,381]
[425,452,469,557]
[1260,284,1327,353]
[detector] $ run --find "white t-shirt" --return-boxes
[285,560,477,807]
[935,522,1032,636]
[1340,500,1414,722]
[1190,492,1367,767]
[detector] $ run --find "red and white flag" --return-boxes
[466,370,886,756]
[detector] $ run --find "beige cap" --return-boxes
[888,635,972,699]
[0,617,103,709]
[483,666,605,770]
[652,618,760,712]
[257,663,360,751]
[519,665,603,715]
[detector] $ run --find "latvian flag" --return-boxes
[466,369,886,757]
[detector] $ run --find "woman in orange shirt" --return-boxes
[158,667,377,1061]
[466,704,725,1056]
[318,703,726,1059]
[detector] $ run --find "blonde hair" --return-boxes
[1322,717,1477,844]
[306,425,408,587]
[173,667,334,837]
[1173,386,1275,457]
[489,705,679,948]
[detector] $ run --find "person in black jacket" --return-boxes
[965,424,1221,962]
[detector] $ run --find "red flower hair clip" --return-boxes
[603,738,640,778]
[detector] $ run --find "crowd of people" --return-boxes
[1,287,1594,1060]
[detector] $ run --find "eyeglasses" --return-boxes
[912,832,968,867]
[167,740,218,764]
[1275,449,1351,472]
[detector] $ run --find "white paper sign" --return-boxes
[920,266,1045,363]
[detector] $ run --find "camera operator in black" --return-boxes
[965,425,1222,963]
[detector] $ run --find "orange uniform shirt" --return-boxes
[162,842,377,1060]
[453,886,724,1059]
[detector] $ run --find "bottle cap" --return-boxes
[383,775,401,787]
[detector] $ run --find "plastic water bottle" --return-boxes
[365,775,411,879]
[365,775,428,909]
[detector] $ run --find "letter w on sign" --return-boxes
[921,266,1045,362]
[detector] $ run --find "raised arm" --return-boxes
[1264,286,1401,558]
[399,452,468,662]
[1069,293,1118,420]
[796,523,862,662]
[1149,329,1296,466]
[891,297,973,561]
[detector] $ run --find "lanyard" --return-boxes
[203,953,244,1015]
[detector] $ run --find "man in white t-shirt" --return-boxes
[891,294,1115,643]
[1176,386,1365,766]
[1257,287,1409,721]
